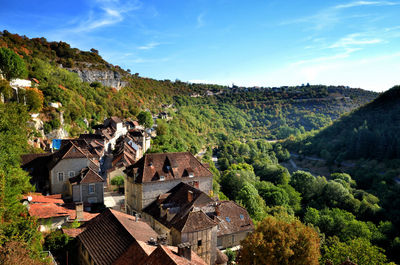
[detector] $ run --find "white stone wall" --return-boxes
[50,158,90,194]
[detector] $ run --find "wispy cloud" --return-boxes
[70,0,142,33]
[281,1,399,30]
[329,33,383,48]
[197,13,205,28]
[137,42,160,50]
[335,1,398,9]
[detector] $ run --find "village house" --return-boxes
[21,141,102,199]
[94,116,128,152]
[76,208,209,265]
[67,167,105,204]
[142,182,253,264]
[124,152,213,214]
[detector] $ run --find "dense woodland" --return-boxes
[0,31,398,264]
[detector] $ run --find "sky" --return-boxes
[1,0,400,92]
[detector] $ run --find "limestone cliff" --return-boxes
[69,68,128,90]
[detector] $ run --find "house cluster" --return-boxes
[121,152,254,265]
[20,116,254,264]
[21,116,151,207]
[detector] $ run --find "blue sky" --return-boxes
[1,0,400,91]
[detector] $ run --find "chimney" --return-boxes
[188,190,193,203]
[157,234,167,245]
[178,242,191,261]
[215,204,220,216]
[76,202,84,221]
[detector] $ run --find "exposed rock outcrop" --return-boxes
[69,68,128,90]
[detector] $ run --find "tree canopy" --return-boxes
[0,47,27,80]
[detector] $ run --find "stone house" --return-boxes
[68,167,105,204]
[124,152,213,214]
[142,183,254,264]
[47,142,100,195]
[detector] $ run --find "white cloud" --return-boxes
[69,0,142,33]
[335,1,398,9]
[329,33,383,48]
[137,42,160,50]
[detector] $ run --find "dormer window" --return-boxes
[166,166,171,171]
[160,175,165,181]
[189,173,194,178]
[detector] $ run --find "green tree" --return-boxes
[238,215,320,265]
[0,48,27,80]
[137,111,153,128]
[111,175,125,189]
[236,183,266,221]
[322,236,395,265]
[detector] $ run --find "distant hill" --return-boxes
[286,86,400,162]
[0,30,379,148]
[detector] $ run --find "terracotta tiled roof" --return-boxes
[125,152,213,183]
[78,208,158,265]
[69,167,104,184]
[110,116,123,124]
[21,153,51,166]
[28,203,69,219]
[62,203,99,222]
[62,228,85,238]
[214,201,254,236]
[23,193,64,204]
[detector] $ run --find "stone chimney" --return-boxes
[215,204,220,216]
[188,190,193,203]
[76,202,84,221]
[178,242,191,261]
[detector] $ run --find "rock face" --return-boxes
[69,68,128,90]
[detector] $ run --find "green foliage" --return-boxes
[137,111,153,128]
[111,175,124,187]
[0,103,43,261]
[236,183,266,221]
[43,230,72,253]
[0,47,27,80]
[321,236,395,265]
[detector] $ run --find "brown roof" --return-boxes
[143,183,216,232]
[69,167,104,184]
[214,201,254,236]
[21,153,51,166]
[125,152,213,183]
[137,245,208,265]
[216,248,228,264]
[174,210,218,233]
[110,116,123,124]
[77,208,158,265]
[62,203,99,222]
[47,142,88,170]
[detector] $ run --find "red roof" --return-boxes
[29,203,69,219]
[23,193,64,204]
[62,228,85,238]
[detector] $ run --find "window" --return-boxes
[240,214,244,220]
[189,173,194,178]
[58,172,64,182]
[69,171,75,177]
[160,175,165,181]
[89,184,95,194]
[225,217,231,223]
[198,240,202,247]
